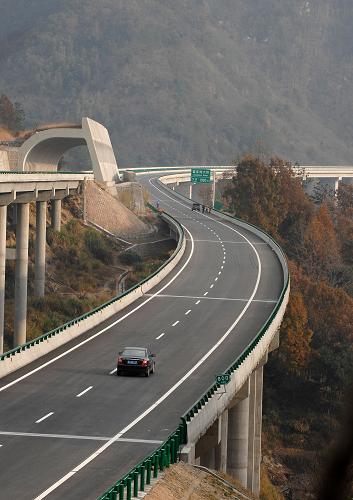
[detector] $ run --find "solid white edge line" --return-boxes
[76,386,93,398]
[0,224,195,395]
[32,226,194,500]
[35,177,262,499]
[35,412,54,424]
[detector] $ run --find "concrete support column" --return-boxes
[51,199,61,232]
[14,203,29,347]
[247,372,257,490]
[227,383,250,486]
[253,366,264,495]
[0,205,7,354]
[34,201,46,297]
[215,409,228,473]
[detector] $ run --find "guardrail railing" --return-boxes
[97,421,187,500]
[0,170,93,175]
[97,185,289,500]
[0,205,183,362]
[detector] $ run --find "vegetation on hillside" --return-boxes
[0,94,25,134]
[222,155,353,497]
[1,1,353,164]
[3,197,175,352]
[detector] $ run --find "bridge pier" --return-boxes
[215,409,228,473]
[51,199,62,232]
[34,201,47,297]
[14,203,29,347]
[227,380,250,486]
[0,205,7,354]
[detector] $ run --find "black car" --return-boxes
[191,202,201,211]
[117,347,156,377]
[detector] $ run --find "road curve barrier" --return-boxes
[97,172,289,500]
[0,208,185,379]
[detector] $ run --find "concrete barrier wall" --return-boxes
[0,213,185,379]
[187,286,289,445]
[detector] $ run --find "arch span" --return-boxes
[18,117,119,182]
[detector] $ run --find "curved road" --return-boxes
[0,175,283,499]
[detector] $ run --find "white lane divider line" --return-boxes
[185,310,191,315]
[195,300,200,305]
[156,333,165,340]
[109,368,117,375]
[210,284,214,289]
[35,412,54,424]
[76,386,93,398]
[172,321,179,327]
[219,271,222,274]
[221,266,224,269]
[215,277,218,281]
[204,291,208,296]
[0,222,195,396]
[0,444,2,448]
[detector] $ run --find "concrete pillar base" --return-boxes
[34,201,46,297]
[14,203,29,347]
[0,205,7,354]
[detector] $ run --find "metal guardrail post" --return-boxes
[153,454,159,478]
[126,476,132,500]
[146,459,152,484]
[118,482,124,500]
[133,470,139,497]
[170,438,175,464]
[140,464,145,491]
[165,442,170,467]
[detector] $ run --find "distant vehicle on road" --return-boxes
[117,347,156,377]
[191,202,201,211]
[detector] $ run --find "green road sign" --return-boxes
[216,373,231,385]
[191,168,211,183]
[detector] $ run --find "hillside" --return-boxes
[1,1,353,165]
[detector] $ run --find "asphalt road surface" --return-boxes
[0,175,284,499]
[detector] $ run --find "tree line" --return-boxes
[222,155,353,496]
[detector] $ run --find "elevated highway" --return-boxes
[0,172,286,499]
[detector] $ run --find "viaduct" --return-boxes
[0,121,352,498]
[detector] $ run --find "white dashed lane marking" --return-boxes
[156,333,165,340]
[172,321,179,327]
[185,310,191,315]
[76,386,93,398]
[36,412,54,424]
[204,292,208,296]
[210,284,214,289]
[195,300,200,305]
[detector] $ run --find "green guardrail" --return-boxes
[0,205,183,362]
[97,421,187,500]
[97,185,289,500]
[0,170,93,175]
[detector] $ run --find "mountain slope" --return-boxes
[1,0,353,165]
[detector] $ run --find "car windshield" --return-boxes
[121,348,146,357]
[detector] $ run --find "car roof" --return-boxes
[123,347,148,350]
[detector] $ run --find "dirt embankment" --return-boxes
[145,462,256,500]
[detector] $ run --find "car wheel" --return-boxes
[145,368,150,377]
[151,362,155,374]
